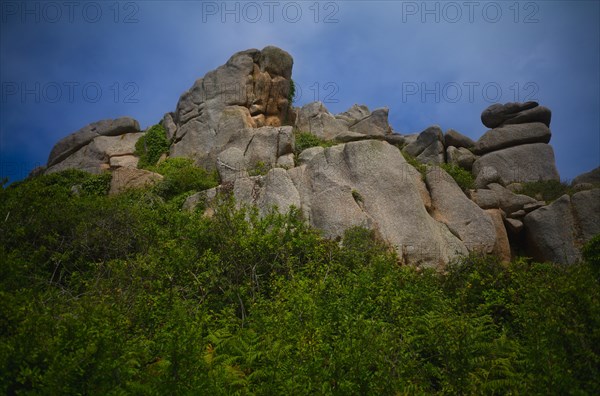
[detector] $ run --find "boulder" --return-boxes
[470,183,537,214]
[90,132,144,157]
[338,106,392,136]
[503,106,551,127]
[161,112,178,141]
[109,168,163,195]
[474,166,502,189]
[444,129,475,148]
[485,209,511,262]
[571,189,600,241]
[426,167,497,253]
[523,195,579,264]
[572,166,600,186]
[295,101,349,141]
[403,126,445,164]
[446,146,476,170]
[109,155,139,169]
[217,147,248,182]
[481,101,538,128]
[170,46,293,169]
[474,123,551,154]
[47,117,140,167]
[472,143,560,185]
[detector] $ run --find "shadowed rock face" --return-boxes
[170,46,294,169]
[37,47,600,268]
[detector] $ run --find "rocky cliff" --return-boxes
[35,46,600,267]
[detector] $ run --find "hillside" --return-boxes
[1,46,599,394]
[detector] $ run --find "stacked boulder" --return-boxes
[36,46,599,268]
[472,102,558,186]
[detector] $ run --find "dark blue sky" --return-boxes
[1,1,599,182]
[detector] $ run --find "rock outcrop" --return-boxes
[170,46,295,169]
[45,118,143,174]
[36,46,599,268]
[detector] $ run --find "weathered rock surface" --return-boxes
[109,168,163,195]
[474,123,551,154]
[571,189,600,241]
[503,106,551,127]
[47,117,140,168]
[295,101,349,141]
[472,143,560,184]
[470,183,537,214]
[523,189,599,265]
[481,101,539,128]
[403,126,445,164]
[444,129,475,149]
[486,209,511,262]
[170,46,294,169]
[426,167,496,253]
[572,166,600,186]
[446,146,476,170]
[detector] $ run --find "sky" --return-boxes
[1,0,599,182]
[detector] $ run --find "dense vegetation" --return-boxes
[135,124,171,169]
[1,170,599,395]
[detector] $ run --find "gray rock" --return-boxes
[472,143,560,185]
[444,129,475,148]
[45,144,109,175]
[470,183,537,214]
[403,125,444,158]
[572,166,600,186]
[109,168,163,195]
[486,209,511,262]
[297,146,325,165]
[294,101,349,141]
[170,46,293,169]
[161,112,177,141]
[509,210,527,218]
[504,217,524,234]
[109,155,139,169]
[416,139,445,165]
[474,166,502,189]
[503,106,551,127]
[474,122,551,154]
[347,107,392,136]
[217,147,248,183]
[446,146,476,170]
[47,117,140,167]
[571,189,600,241]
[426,167,496,253]
[90,132,144,157]
[481,101,538,128]
[524,195,580,264]
[383,134,406,146]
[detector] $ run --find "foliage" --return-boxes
[516,179,573,202]
[148,157,219,200]
[1,171,599,394]
[440,163,475,191]
[401,151,427,179]
[135,124,171,168]
[294,131,335,156]
[248,161,271,177]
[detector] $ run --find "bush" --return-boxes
[135,124,170,168]
[294,131,334,156]
[440,163,475,191]
[149,157,219,200]
[401,151,427,178]
[516,179,573,202]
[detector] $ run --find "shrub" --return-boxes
[149,157,219,200]
[440,163,475,191]
[288,79,296,104]
[135,124,170,168]
[516,179,572,202]
[294,131,334,156]
[401,151,427,179]
[248,161,271,177]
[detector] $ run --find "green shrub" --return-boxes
[401,151,427,179]
[135,124,170,168]
[294,131,334,156]
[149,157,219,200]
[516,179,573,202]
[248,161,271,177]
[440,163,475,191]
